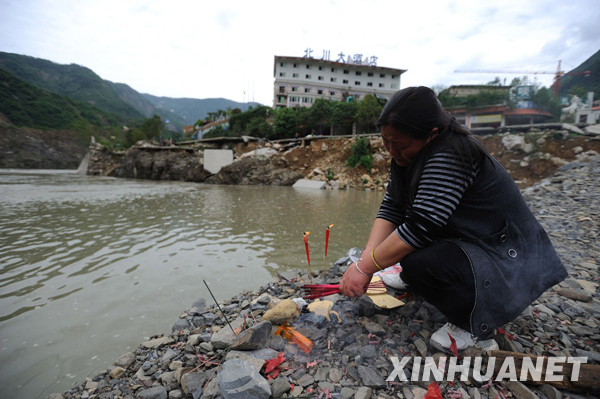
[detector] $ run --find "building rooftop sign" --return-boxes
[303,48,378,66]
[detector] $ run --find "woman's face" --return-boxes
[381,125,437,167]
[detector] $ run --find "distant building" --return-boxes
[183,125,195,134]
[445,85,512,97]
[273,55,406,109]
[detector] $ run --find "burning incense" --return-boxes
[303,231,312,284]
[324,224,334,274]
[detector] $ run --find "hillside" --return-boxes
[141,94,261,123]
[0,52,145,121]
[0,69,122,130]
[560,48,600,98]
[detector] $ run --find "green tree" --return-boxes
[247,118,263,136]
[309,98,333,134]
[356,94,383,131]
[273,107,297,138]
[347,137,373,170]
[532,87,562,121]
[194,118,204,129]
[140,114,164,139]
[487,77,503,86]
[331,101,357,133]
[258,122,274,139]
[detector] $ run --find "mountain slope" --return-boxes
[0,69,121,130]
[141,94,261,123]
[560,48,600,98]
[0,52,144,120]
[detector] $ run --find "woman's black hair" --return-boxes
[376,86,493,209]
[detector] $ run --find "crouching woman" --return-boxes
[339,86,567,351]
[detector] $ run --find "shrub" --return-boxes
[347,137,373,170]
[325,168,335,180]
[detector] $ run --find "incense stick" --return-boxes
[203,279,235,335]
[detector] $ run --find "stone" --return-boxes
[46,394,64,399]
[290,386,303,397]
[261,299,300,325]
[192,297,207,310]
[555,287,593,302]
[225,351,266,372]
[109,367,126,379]
[174,367,193,384]
[359,345,378,359]
[297,374,314,387]
[142,337,174,349]
[210,318,245,349]
[181,372,207,397]
[411,387,428,399]
[317,381,335,392]
[270,377,291,398]
[202,313,219,326]
[114,352,136,368]
[562,123,584,135]
[204,149,233,174]
[357,365,386,388]
[538,384,563,399]
[364,322,386,336]
[136,386,168,399]
[506,381,537,399]
[292,179,327,189]
[201,377,220,399]
[329,368,343,383]
[231,321,272,350]
[354,386,372,399]
[172,319,190,332]
[170,361,184,370]
[169,390,183,399]
[414,339,428,358]
[357,296,375,317]
[217,358,271,399]
[576,279,598,294]
[584,124,600,135]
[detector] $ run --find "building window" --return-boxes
[330,91,335,95]
[279,87,285,93]
[367,82,373,87]
[343,70,349,74]
[305,88,311,93]
[318,66,324,71]
[368,72,373,77]
[355,81,361,85]
[306,74,311,79]
[355,94,361,100]
[302,97,313,103]
[380,73,385,78]
[379,83,384,88]
[279,72,285,77]
[293,63,299,68]
[293,73,299,78]
[317,89,323,94]
[280,62,286,67]
[343,79,348,84]
[279,96,285,103]
[391,84,398,88]
[318,76,324,81]
[292,87,298,92]
[306,65,312,69]
[356,71,362,76]
[331,68,337,72]
[392,74,398,79]
[331,77,337,82]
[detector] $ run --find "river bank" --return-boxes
[51,154,600,399]
[83,128,600,191]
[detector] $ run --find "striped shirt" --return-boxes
[377,151,479,248]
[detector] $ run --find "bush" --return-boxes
[347,138,373,170]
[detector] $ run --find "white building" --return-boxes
[273,55,406,109]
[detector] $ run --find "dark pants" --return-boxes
[400,240,477,334]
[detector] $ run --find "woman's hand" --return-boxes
[339,262,372,298]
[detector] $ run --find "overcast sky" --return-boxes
[1,0,599,106]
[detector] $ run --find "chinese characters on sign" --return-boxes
[304,48,378,66]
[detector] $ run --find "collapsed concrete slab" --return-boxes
[204,149,233,174]
[292,179,327,189]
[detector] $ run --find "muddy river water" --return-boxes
[0,170,384,399]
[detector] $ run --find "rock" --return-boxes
[210,318,245,349]
[562,123,584,135]
[137,386,168,399]
[364,322,386,336]
[217,358,271,399]
[576,279,598,294]
[575,348,600,362]
[201,378,220,399]
[231,321,272,350]
[225,351,266,372]
[46,394,64,399]
[555,287,593,302]
[329,368,343,383]
[181,372,207,397]
[261,299,299,325]
[142,337,174,349]
[357,365,386,388]
[270,377,291,398]
[277,270,299,282]
[341,387,355,399]
[501,135,533,153]
[584,124,600,135]
[169,390,183,399]
[114,148,210,182]
[354,386,373,399]
[290,386,303,397]
[505,381,537,399]
[357,296,375,317]
[170,360,184,370]
[538,384,563,399]
[359,345,378,359]
[115,352,136,368]
[109,367,126,379]
[205,157,302,186]
[297,374,314,387]
[174,367,193,384]
[192,298,207,310]
[414,339,428,358]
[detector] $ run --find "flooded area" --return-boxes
[0,170,384,399]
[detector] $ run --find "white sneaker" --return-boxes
[374,264,409,289]
[430,322,476,352]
